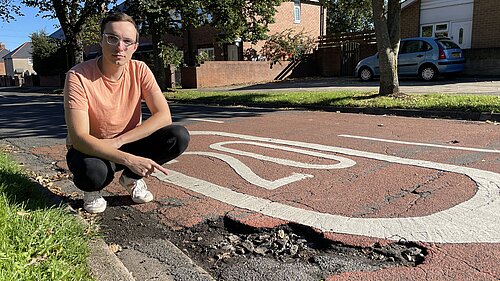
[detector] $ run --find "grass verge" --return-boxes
[0,151,95,281]
[166,90,500,113]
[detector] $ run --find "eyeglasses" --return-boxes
[102,33,137,47]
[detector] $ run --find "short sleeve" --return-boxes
[138,61,162,100]
[64,70,89,111]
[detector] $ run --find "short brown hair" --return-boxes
[100,12,138,40]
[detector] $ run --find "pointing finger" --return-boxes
[153,162,169,175]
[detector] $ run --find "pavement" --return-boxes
[0,78,499,281]
[200,76,500,96]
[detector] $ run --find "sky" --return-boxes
[0,3,59,51]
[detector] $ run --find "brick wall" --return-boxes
[181,61,296,88]
[39,75,64,87]
[463,47,500,75]
[401,0,421,39]
[0,75,15,86]
[472,0,500,49]
[244,1,323,55]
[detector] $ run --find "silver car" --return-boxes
[354,37,465,81]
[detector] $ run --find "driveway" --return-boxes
[201,76,500,95]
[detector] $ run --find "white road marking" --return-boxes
[188,118,225,124]
[184,151,313,189]
[209,141,356,169]
[339,134,500,153]
[156,131,500,243]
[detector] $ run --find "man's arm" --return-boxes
[112,90,172,146]
[66,107,169,177]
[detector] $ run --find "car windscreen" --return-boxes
[437,40,460,49]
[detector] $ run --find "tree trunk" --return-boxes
[151,23,168,90]
[68,40,84,67]
[371,0,401,96]
[185,26,196,66]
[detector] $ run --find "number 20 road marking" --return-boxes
[154,131,500,244]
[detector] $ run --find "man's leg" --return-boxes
[66,148,116,213]
[66,148,116,192]
[119,124,190,179]
[116,125,190,203]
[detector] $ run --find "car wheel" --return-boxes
[419,65,438,81]
[359,67,373,81]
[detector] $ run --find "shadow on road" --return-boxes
[0,92,279,140]
[0,94,67,139]
[219,76,500,92]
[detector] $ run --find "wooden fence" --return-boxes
[317,30,377,48]
[315,30,378,77]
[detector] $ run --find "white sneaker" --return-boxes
[83,192,107,213]
[119,174,154,203]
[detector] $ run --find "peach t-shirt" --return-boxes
[64,58,161,145]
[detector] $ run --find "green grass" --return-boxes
[165,90,500,113]
[0,152,95,281]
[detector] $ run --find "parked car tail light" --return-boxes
[438,47,446,60]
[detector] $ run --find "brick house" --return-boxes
[180,0,326,87]
[2,42,35,78]
[176,0,325,63]
[401,0,500,75]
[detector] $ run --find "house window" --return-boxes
[435,23,448,38]
[28,57,33,65]
[420,23,449,38]
[421,25,433,37]
[197,47,215,62]
[459,28,464,44]
[294,0,301,23]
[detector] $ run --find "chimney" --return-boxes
[0,43,5,50]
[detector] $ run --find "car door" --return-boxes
[398,40,430,75]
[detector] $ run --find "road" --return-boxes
[0,89,499,281]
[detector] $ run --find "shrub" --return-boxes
[30,31,68,76]
[260,29,316,66]
[158,42,183,69]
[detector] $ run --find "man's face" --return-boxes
[100,21,138,66]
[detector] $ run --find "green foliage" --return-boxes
[195,50,211,65]
[30,31,68,76]
[0,0,22,22]
[166,91,500,114]
[158,42,183,68]
[260,29,316,66]
[127,0,283,66]
[325,0,373,34]
[22,0,114,66]
[78,14,102,47]
[205,0,284,44]
[0,152,95,281]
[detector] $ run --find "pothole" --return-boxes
[98,203,427,280]
[169,215,428,279]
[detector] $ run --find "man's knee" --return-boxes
[159,125,190,154]
[172,125,190,153]
[72,158,114,192]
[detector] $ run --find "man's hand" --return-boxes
[125,155,169,177]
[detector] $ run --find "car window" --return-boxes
[437,40,460,49]
[400,40,431,54]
